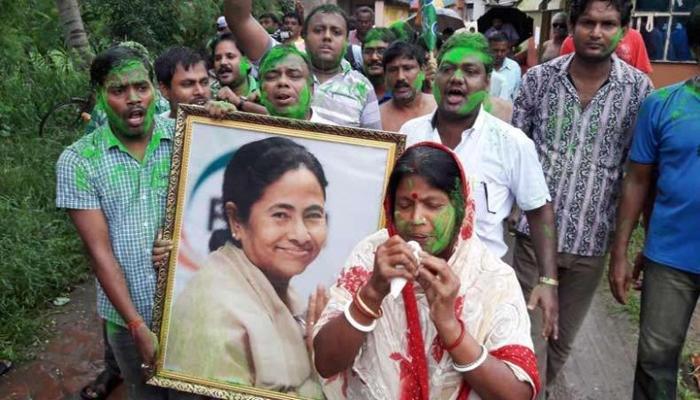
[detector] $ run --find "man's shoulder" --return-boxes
[60,126,110,163]
[399,112,433,132]
[504,57,521,71]
[645,81,689,109]
[482,111,532,146]
[613,56,651,86]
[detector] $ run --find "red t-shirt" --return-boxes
[559,28,653,73]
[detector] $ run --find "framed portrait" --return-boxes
[149,105,405,399]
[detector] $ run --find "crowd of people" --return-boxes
[54,0,700,399]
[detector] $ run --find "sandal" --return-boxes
[0,360,11,375]
[80,369,122,400]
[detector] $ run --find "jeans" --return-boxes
[105,321,171,400]
[634,258,700,400]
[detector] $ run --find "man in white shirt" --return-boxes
[489,32,522,101]
[400,33,559,341]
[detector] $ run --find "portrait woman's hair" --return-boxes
[219,137,328,248]
[387,146,465,224]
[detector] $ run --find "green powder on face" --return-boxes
[427,178,464,255]
[261,84,312,120]
[432,82,442,105]
[608,28,624,53]
[441,47,491,69]
[457,90,488,115]
[427,202,457,254]
[100,60,156,137]
[412,71,426,91]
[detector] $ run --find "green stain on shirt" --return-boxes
[75,165,90,192]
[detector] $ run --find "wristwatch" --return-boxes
[237,96,248,110]
[539,276,559,287]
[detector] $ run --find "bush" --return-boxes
[0,48,91,360]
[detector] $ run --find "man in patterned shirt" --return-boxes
[57,46,177,398]
[223,0,382,129]
[511,0,653,392]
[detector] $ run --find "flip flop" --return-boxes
[0,360,11,375]
[80,369,122,400]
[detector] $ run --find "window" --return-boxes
[634,0,698,61]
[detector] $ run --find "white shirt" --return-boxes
[399,107,550,257]
[494,58,522,101]
[489,71,509,100]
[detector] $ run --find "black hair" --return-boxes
[302,4,349,37]
[362,27,397,46]
[688,5,700,48]
[354,6,374,18]
[259,12,280,24]
[387,146,465,228]
[90,46,154,88]
[487,32,510,44]
[209,33,238,63]
[283,11,303,25]
[383,41,427,69]
[154,46,205,88]
[569,0,633,28]
[222,137,328,247]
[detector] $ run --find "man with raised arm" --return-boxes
[223,0,381,129]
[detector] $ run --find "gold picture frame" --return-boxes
[149,105,405,399]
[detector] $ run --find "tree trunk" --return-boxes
[55,0,93,66]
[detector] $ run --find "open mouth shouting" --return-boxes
[445,86,467,106]
[126,107,146,128]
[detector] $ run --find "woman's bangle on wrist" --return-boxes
[444,319,465,352]
[343,302,377,333]
[453,343,488,373]
[353,286,383,319]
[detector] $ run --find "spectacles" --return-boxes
[362,48,387,56]
[552,23,567,28]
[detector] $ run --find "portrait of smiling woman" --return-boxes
[164,137,328,398]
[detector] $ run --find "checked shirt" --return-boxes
[56,116,174,326]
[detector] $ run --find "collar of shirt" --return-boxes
[104,117,173,158]
[428,105,487,151]
[497,58,517,72]
[554,53,635,85]
[312,59,353,86]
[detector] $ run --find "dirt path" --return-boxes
[0,282,125,400]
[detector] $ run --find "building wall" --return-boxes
[650,63,698,88]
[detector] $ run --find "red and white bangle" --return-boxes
[343,302,377,333]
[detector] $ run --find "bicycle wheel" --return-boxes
[38,98,90,137]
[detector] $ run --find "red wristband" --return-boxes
[444,320,465,352]
[127,318,145,337]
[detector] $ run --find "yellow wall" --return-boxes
[383,4,410,26]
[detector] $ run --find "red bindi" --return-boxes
[411,192,418,199]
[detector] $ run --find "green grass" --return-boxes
[0,124,90,361]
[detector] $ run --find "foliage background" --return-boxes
[0,0,289,361]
